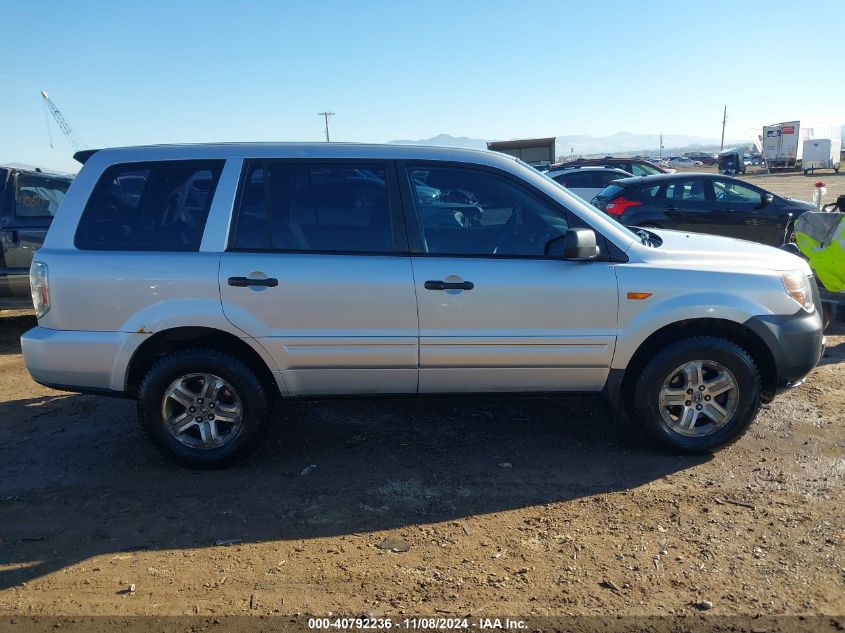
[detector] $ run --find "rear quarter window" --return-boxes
[635,184,661,199]
[75,160,224,251]
[596,184,626,199]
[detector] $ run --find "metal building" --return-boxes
[486,138,556,166]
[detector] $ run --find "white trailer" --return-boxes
[802,138,841,174]
[762,121,802,169]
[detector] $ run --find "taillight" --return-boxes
[605,196,642,216]
[30,261,50,318]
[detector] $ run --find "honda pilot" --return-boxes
[21,144,824,467]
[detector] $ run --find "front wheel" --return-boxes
[137,349,270,468]
[632,337,761,453]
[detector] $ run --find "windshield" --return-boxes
[525,160,642,243]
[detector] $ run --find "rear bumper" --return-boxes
[743,303,824,396]
[21,326,134,393]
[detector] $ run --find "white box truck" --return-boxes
[763,121,802,169]
[802,138,841,174]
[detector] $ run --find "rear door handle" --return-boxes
[227,276,279,288]
[424,280,474,291]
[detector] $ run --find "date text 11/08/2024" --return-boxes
[307,617,527,630]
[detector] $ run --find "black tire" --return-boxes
[784,221,796,245]
[822,303,833,331]
[137,348,269,468]
[632,337,761,453]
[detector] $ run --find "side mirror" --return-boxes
[762,193,774,206]
[546,227,599,260]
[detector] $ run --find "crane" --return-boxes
[41,90,85,151]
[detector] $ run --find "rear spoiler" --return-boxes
[73,149,101,164]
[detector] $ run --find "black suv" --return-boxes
[591,173,816,246]
[0,165,73,303]
[551,157,671,176]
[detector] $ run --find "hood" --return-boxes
[784,197,816,211]
[646,229,812,274]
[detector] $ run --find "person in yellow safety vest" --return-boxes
[794,207,845,292]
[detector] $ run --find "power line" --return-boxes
[318,111,335,142]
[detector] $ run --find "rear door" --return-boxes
[401,162,618,394]
[219,160,419,396]
[657,176,717,233]
[0,171,70,297]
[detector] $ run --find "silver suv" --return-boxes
[22,144,824,467]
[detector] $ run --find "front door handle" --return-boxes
[228,276,279,288]
[424,280,474,291]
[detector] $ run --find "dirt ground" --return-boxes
[0,170,843,623]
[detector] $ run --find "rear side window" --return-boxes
[664,178,707,201]
[552,171,596,188]
[15,173,71,218]
[230,162,396,253]
[75,160,223,251]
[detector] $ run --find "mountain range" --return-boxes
[389,132,747,158]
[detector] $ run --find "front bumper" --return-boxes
[743,288,825,395]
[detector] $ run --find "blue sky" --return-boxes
[1,0,843,172]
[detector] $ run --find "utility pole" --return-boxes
[318,111,335,142]
[658,132,664,158]
[720,105,727,151]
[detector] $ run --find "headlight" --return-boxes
[781,270,814,312]
[30,261,50,318]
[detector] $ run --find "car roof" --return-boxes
[548,165,630,173]
[611,172,726,185]
[74,143,519,166]
[0,163,74,178]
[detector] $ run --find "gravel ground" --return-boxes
[0,170,842,622]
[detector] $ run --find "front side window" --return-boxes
[15,173,71,218]
[712,179,762,205]
[231,162,395,253]
[407,166,570,257]
[75,160,223,251]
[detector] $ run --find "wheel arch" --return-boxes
[620,318,777,404]
[125,326,282,400]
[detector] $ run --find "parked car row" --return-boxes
[589,173,816,246]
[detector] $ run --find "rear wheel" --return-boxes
[137,348,269,468]
[632,337,761,453]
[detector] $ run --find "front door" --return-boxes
[220,160,419,396]
[710,177,781,244]
[401,163,618,393]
